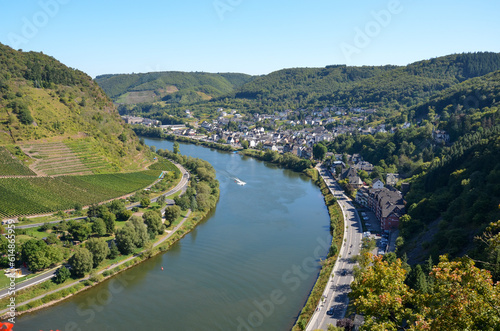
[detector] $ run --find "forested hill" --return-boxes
[231,52,500,111]
[0,43,149,171]
[95,71,255,104]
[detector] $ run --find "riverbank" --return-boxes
[1,159,220,320]
[292,168,345,331]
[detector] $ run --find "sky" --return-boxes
[0,0,499,78]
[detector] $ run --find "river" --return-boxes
[16,139,332,331]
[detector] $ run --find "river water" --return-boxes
[16,139,331,331]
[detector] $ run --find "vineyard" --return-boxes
[0,170,161,218]
[0,147,36,176]
[65,139,117,173]
[20,142,92,176]
[19,140,118,177]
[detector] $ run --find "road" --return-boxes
[0,161,190,299]
[306,165,363,331]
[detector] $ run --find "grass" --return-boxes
[0,273,11,289]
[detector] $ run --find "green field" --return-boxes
[0,146,36,176]
[148,158,180,174]
[0,170,161,218]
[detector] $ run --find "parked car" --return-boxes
[327,307,334,315]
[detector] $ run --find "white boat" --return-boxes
[234,178,246,186]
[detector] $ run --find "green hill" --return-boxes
[0,43,169,218]
[0,43,150,172]
[95,71,254,104]
[232,52,500,112]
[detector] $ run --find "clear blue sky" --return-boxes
[1,0,499,78]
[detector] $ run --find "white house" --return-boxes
[373,179,384,189]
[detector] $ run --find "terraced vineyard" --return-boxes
[0,170,162,218]
[20,140,118,176]
[20,142,92,176]
[0,147,36,176]
[65,140,117,173]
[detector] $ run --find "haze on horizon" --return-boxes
[1,0,499,78]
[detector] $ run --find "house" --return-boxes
[341,168,363,189]
[353,161,374,172]
[372,179,384,189]
[386,173,399,186]
[433,130,450,143]
[367,187,405,231]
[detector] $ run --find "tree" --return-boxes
[174,195,190,210]
[21,239,61,272]
[143,210,163,238]
[102,211,116,234]
[108,240,119,259]
[173,141,180,154]
[406,264,428,293]
[69,247,93,278]
[350,254,412,330]
[54,266,71,284]
[68,221,91,242]
[351,254,500,330]
[164,205,181,225]
[313,143,327,161]
[115,226,136,255]
[86,238,110,268]
[140,197,151,208]
[116,209,133,222]
[91,218,107,237]
[156,195,166,207]
[128,216,149,248]
[241,139,249,149]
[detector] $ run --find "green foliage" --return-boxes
[107,240,119,259]
[163,205,181,225]
[115,225,136,255]
[127,216,149,248]
[69,247,93,278]
[91,218,106,237]
[21,239,62,272]
[85,238,110,268]
[313,143,327,161]
[53,266,70,284]
[68,221,91,242]
[140,197,150,208]
[351,254,500,330]
[401,125,500,264]
[142,210,163,238]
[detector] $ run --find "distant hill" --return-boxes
[95,71,255,105]
[232,52,500,111]
[0,43,150,172]
[97,52,500,118]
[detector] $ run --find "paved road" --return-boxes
[0,161,190,299]
[306,165,363,331]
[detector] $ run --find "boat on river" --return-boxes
[234,178,246,186]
